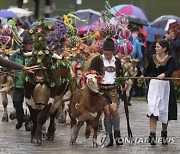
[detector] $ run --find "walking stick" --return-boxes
[122,83,133,139]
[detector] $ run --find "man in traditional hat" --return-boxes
[90,38,125,147]
[11,34,33,129]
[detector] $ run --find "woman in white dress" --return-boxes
[144,39,177,145]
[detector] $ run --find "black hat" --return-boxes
[23,34,33,44]
[102,38,116,51]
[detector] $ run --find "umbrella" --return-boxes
[7,7,33,18]
[110,4,148,21]
[31,18,60,28]
[71,9,100,28]
[78,20,99,34]
[127,16,148,25]
[143,25,166,42]
[110,4,149,23]
[150,15,180,30]
[0,10,17,18]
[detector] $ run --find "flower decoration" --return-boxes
[46,21,66,55]
[0,26,13,51]
[84,70,103,83]
[119,42,134,56]
[119,28,131,40]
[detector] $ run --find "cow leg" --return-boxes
[85,121,91,139]
[70,120,84,145]
[92,112,102,147]
[57,102,66,123]
[33,103,52,145]
[27,104,39,143]
[46,110,58,141]
[1,92,8,122]
[9,91,16,120]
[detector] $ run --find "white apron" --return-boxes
[147,79,170,123]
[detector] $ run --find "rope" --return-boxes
[123,76,180,80]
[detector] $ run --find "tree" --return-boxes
[45,0,51,18]
[16,0,23,8]
[33,0,40,19]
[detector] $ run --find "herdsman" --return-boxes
[90,38,126,147]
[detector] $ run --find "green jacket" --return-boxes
[11,49,25,88]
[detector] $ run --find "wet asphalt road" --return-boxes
[0,97,179,154]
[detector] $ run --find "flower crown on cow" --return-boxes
[83,70,103,83]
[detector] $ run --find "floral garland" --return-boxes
[24,58,72,88]
[25,17,72,87]
[83,70,104,84]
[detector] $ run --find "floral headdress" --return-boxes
[83,70,103,84]
[46,21,66,55]
[0,26,13,53]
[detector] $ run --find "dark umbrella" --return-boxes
[150,15,180,30]
[0,10,17,18]
[71,9,100,28]
[128,16,148,25]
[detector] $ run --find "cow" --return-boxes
[119,55,138,104]
[23,53,70,145]
[69,72,104,147]
[0,73,16,122]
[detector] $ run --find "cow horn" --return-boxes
[23,52,33,57]
[52,53,63,60]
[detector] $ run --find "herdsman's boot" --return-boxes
[161,131,168,145]
[105,133,113,147]
[114,131,123,145]
[148,132,156,145]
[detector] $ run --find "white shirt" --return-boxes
[18,28,24,36]
[101,54,116,84]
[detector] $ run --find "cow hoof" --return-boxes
[9,113,16,120]
[41,131,46,138]
[46,135,54,141]
[70,139,76,145]
[2,115,8,122]
[32,138,42,145]
[93,142,98,148]
[93,138,98,147]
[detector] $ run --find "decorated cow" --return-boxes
[0,25,16,122]
[69,71,104,147]
[23,18,71,144]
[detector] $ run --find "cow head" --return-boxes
[84,70,103,94]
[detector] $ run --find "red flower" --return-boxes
[37,28,43,33]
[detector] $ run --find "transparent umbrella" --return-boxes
[71,9,101,28]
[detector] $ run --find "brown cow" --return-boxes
[0,74,15,122]
[69,73,104,147]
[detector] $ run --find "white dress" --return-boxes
[147,79,170,123]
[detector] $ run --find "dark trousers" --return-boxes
[13,88,25,123]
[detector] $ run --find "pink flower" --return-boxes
[37,28,42,33]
